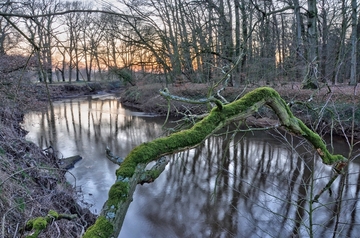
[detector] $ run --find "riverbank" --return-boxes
[119,82,360,140]
[0,80,97,237]
[41,80,359,140]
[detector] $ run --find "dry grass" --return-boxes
[0,78,95,237]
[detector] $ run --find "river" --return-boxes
[21,95,360,238]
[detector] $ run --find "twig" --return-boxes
[55,222,60,238]
[312,161,348,203]
[13,223,19,238]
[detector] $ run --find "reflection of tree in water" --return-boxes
[26,97,164,155]
[23,96,168,214]
[135,131,360,237]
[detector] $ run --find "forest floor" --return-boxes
[0,79,358,237]
[120,81,360,113]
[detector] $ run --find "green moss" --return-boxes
[26,217,47,238]
[33,218,47,230]
[116,159,136,178]
[297,119,346,164]
[48,210,59,219]
[141,169,162,182]
[107,182,129,206]
[83,216,114,238]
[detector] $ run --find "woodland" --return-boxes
[0,0,359,237]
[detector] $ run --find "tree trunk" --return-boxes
[302,0,319,89]
[331,0,347,85]
[349,0,357,85]
[320,0,328,83]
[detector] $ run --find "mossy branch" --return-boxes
[84,87,347,237]
[138,157,170,185]
[24,210,77,238]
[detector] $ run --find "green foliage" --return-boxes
[0,146,5,155]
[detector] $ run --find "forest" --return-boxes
[0,0,358,88]
[0,0,360,237]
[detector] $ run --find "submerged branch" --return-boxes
[83,87,347,237]
[106,147,124,165]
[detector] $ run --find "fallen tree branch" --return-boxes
[83,87,347,238]
[24,210,77,238]
[105,147,170,185]
[138,157,170,185]
[160,88,224,109]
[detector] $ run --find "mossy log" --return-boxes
[83,87,346,238]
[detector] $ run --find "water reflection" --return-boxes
[22,96,360,238]
[126,134,360,238]
[22,95,165,214]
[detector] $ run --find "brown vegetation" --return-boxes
[119,81,360,140]
[0,77,95,237]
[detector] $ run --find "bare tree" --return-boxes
[79,10,104,82]
[349,0,357,85]
[302,0,319,89]
[331,0,349,85]
[22,0,61,83]
[62,1,84,82]
[0,2,21,55]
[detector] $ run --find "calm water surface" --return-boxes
[22,95,360,238]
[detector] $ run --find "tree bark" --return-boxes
[83,87,346,238]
